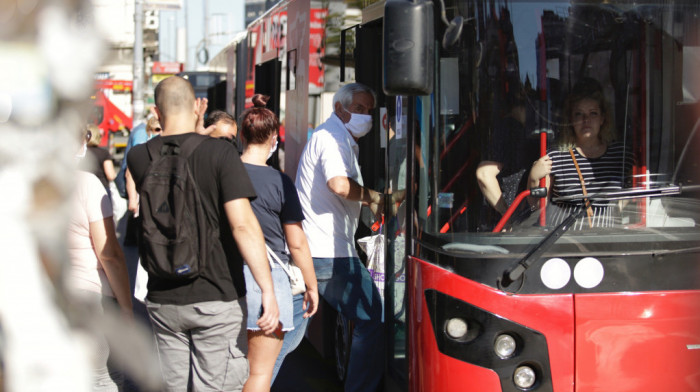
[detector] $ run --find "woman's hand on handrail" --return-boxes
[529,154,552,189]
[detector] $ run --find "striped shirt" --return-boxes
[548,142,634,229]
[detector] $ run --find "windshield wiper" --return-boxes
[498,207,585,292]
[499,183,700,292]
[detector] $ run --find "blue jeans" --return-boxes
[314,257,384,392]
[270,293,309,383]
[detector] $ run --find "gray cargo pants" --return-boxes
[146,298,249,391]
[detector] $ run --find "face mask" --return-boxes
[267,139,278,160]
[344,112,373,138]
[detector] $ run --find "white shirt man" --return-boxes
[295,83,384,392]
[296,111,365,257]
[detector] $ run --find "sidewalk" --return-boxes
[272,337,343,392]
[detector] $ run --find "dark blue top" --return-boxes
[244,163,304,263]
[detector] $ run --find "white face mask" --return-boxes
[267,139,278,160]
[344,112,373,138]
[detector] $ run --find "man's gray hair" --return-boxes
[333,83,376,109]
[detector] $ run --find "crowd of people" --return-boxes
[70,74,631,391]
[72,77,384,392]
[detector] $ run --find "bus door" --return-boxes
[254,59,282,170]
[254,59,282,117]
[354,6,412,391]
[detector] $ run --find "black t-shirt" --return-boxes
[127,133,256,304]
[79,146,112,191]
[243,163,304,263]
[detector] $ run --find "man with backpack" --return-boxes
[127,76,279,391]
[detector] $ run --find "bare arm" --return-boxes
[126,168,138,215]
[90,216,133,318]
[195,97,208,135]
[224,197,279,334]
[327,176,383,218]
[476,161,507,214]
[528,155,552,205]
[196,124,217,136]
[283,222,318,318]
[103,159,117,182]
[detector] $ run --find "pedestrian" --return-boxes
[116,115,161,248]
[239,94,319,391]
[295,82,385,392]
[79,124,117,195]
[125,116,161,216]
[114,111,157,200]
[205,109,239,141]
[195,98,240,150]
[127,76,279,391]
[71,127,133,390]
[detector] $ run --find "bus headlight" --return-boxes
[494,334,517,359]
[513,365,536,389]
[445,318,468,339]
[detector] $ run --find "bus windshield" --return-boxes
[415,0,700,256]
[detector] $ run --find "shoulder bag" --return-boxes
[266,244,306,295]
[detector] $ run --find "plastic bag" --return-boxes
[358,233,385,300]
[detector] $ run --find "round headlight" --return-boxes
[513,365,536,389]
[494,334,517,359]
[445,318,468,339]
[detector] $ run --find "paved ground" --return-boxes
[271,337,343,392]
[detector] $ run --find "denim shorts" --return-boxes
[243,265,294,331]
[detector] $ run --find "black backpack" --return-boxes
[138,134,218,281]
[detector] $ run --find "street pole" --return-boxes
[133,0,145,124]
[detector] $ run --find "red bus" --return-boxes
[209,0,337,173]
[367,1,700,391]
[215,0,700,390]
[89,90,132,160]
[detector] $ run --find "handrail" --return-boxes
[493,187,547,232]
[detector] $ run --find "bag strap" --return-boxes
[145,134,207,161]
[178,134,207,159]
[265,244,295,278]
[569,148,594,228]
[145,135,162,162]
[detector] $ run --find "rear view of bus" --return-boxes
[381,1,700,391]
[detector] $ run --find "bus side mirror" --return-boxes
[383,0,434,96]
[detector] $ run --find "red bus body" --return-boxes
[410,256,700,391]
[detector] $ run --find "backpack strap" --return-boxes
[178,134,208,160]
[145,136,162,162]
[145,133,207,161]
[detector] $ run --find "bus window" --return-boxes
[415,0,700,256]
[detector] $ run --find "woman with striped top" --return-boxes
[529,78,634,229]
